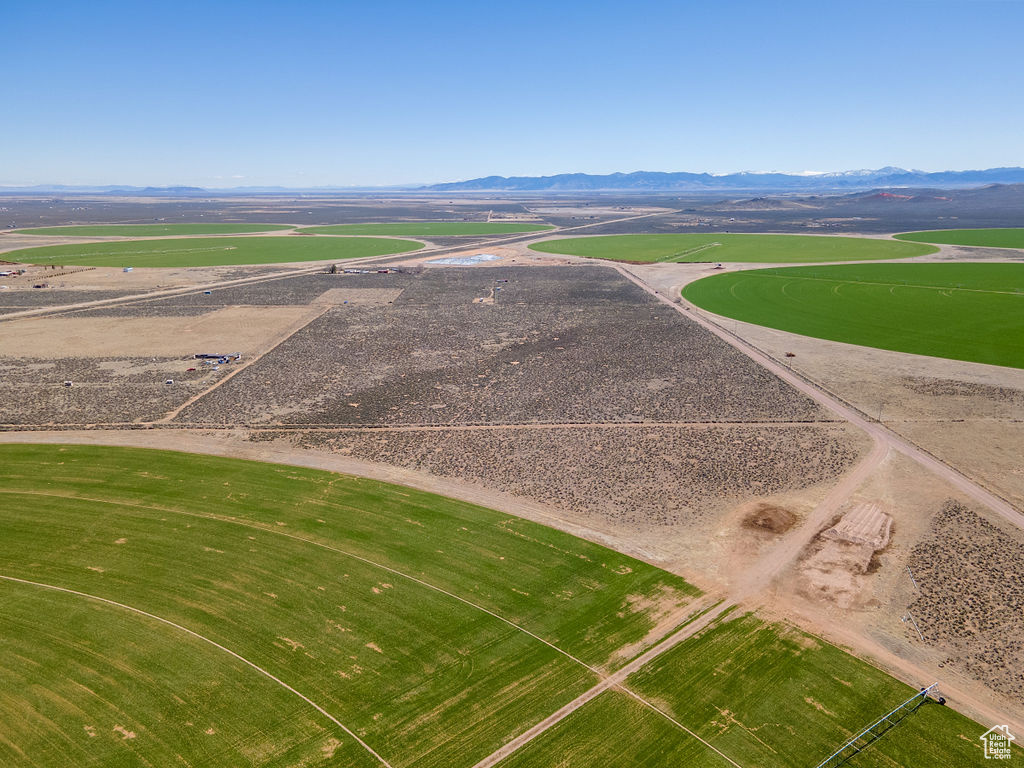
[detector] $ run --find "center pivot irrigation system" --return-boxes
[812,683,943,768]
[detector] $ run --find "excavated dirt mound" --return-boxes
[796,501,893,610]
[742,503,796,534]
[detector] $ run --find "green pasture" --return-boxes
[301,222,554,236]
[529,234,935,263]
[500,614,985,767]
[498,691,733,767]
[0,582,377,767]
[895,228,1024,249]
[682,263,1024,368]
[0,444,700,767]
[624,613,983,767]
[3,235,423,268]
[17,223,292,237]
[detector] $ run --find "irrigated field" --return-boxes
[0,445,989,768]
[0,443,697,768]
[895,228,1024,249]
[682,263,1024,368]
[302,223,553,236]
[499,614,985,767]
[528,234,935,263]
[2,236,424,268]
[17,224,293,237]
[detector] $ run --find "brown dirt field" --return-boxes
[0,306,318,358]
[254,422,870,585]
[714,318,1024,517]
[264,424,865,527]
[895,420,1024,509]
[796,502,892,611]
[311,287,405,305]
[0,258,278,291]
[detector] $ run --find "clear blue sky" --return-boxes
[4,0,1022,187]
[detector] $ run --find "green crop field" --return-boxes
[498,691,732,767]
[529,234,935,263]
[3,235,423,268]
[17,223,293,237]
[0,445,996,767]
[682,263,1024,368]
[301,222,554,236]
[895,228,1024,249]
[0,444,704,767]
[499,614,985,767]
[626,614,982,767]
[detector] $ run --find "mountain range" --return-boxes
[423,167,1024,192]
[2,167,1024,195]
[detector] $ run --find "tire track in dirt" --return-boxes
[0,419,844,431]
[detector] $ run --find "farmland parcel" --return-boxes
[529,234,935,263]
[17,223,293,237]
[682,263,1024,368]
[3,236,424,268]
[895,228,1024,249]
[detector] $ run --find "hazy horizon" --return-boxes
[5,0,1022,187]
[3,164,1024,191]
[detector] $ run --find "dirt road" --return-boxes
[0,208,679,323]
[470,600,741,768]
[613,264,1023,530]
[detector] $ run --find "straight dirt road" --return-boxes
[613,263,1023,530]
[470,600,741,768]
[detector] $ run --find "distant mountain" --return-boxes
[0,184,210,196]
[0,184,419,196]
[424,167,1024,192]
[134,186,208,196]
[3,168,1023,196]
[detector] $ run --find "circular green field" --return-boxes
[4,235,424,268]
[17,223,293,237]
[302,222,554,236]
[0,443,699,767]
[529,233,935,263]
[894,228,1024,249]
[682,263,1024,368]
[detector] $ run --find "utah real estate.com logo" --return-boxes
[981,725,1016,760]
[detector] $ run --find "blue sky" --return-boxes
[4,0,1022,186]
